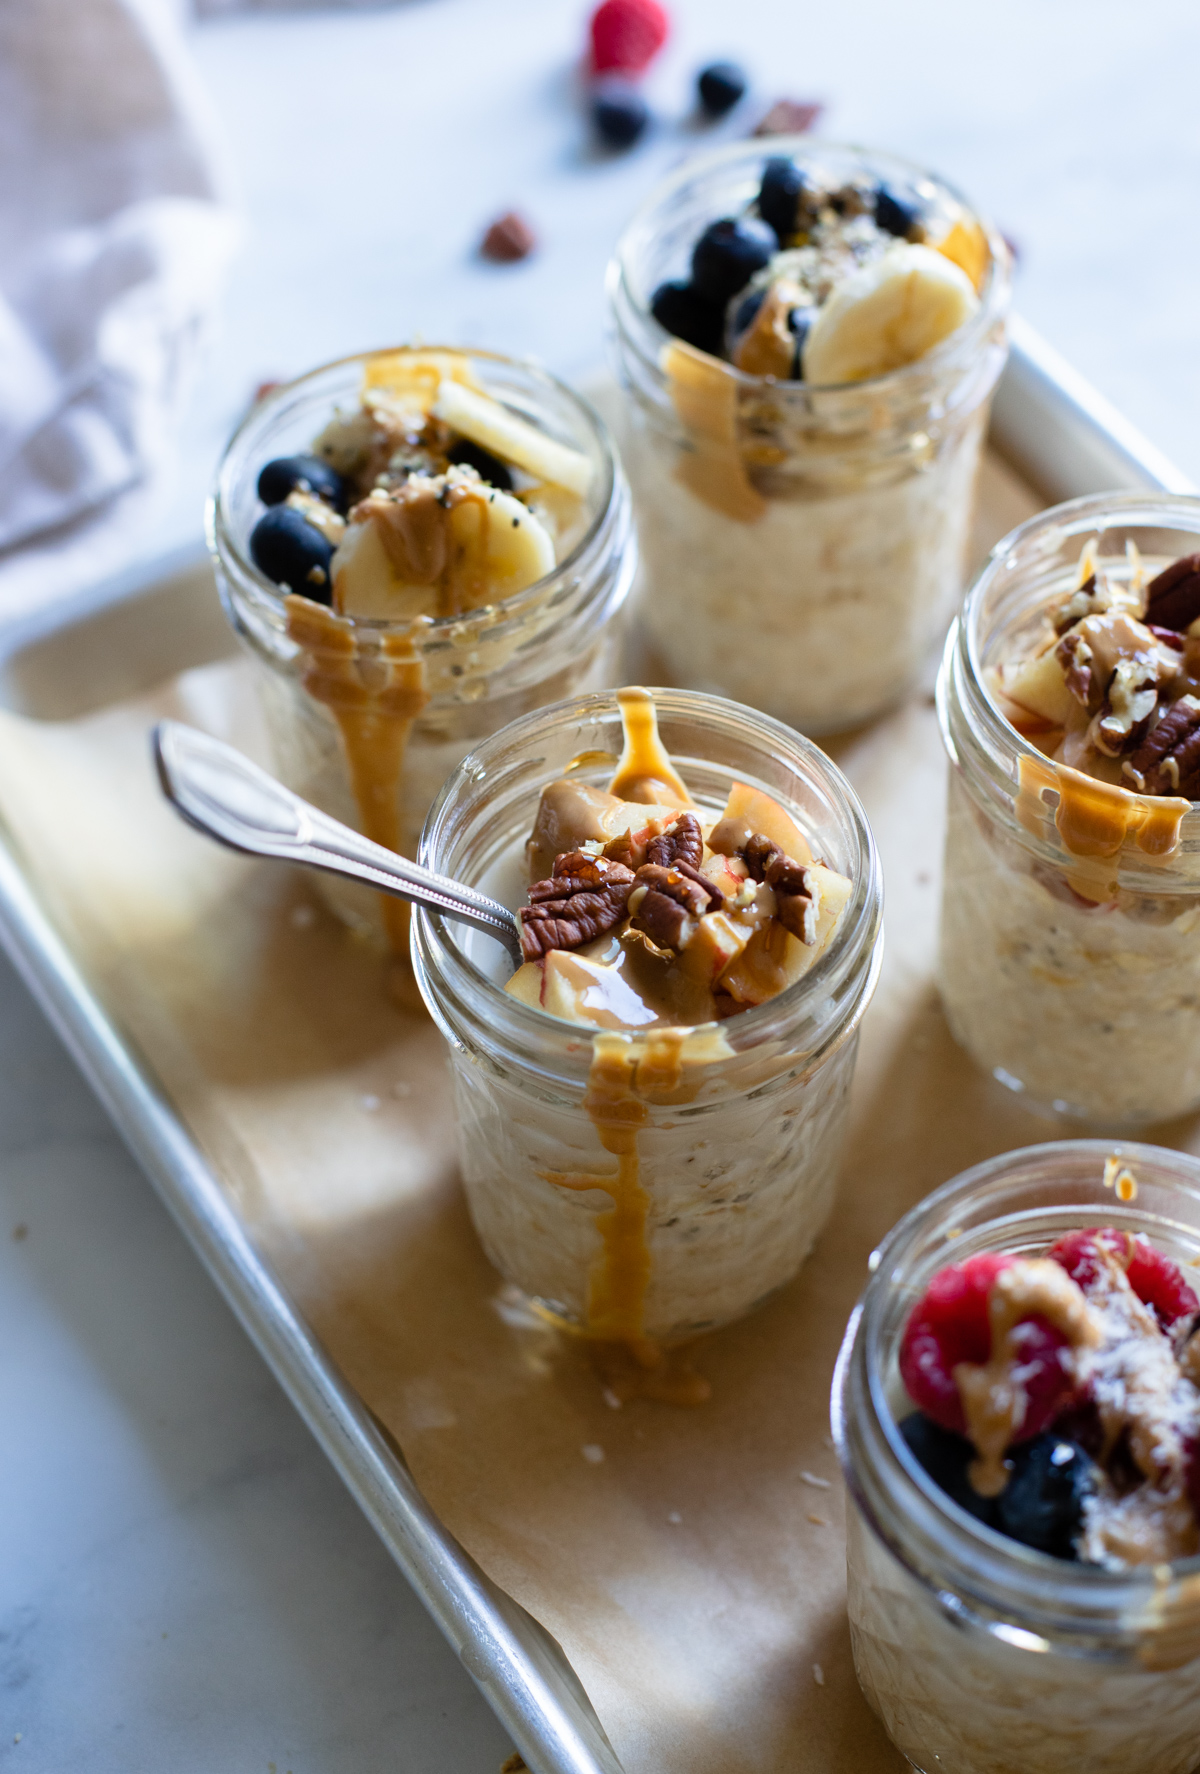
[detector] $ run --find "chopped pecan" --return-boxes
[645,811,703,871]
[519,852,635,960]
[1052,574,1102,635]
[628,862,713,951]
[1090,657,1159,757]
[1055,630,1095,707]
[739,832,820,945]
[1145,553,1200,633]
[1123,696,1200,796]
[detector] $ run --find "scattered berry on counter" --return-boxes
[690,215,776,304]
[253,379,282,404]
[874,184,923,240]
[649,279,724,355]
[697,61,748,119]
[257,453,346,511]
[446,437,515,490]
[752,98,824,137]
[480,211,538,263]
[588,0,669,75]
[250,505,335,603]
[591,77,650,149]
[993,1433,1097,1559]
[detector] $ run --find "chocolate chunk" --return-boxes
[1124,697,1200,796]
[481,211,538,263]
[1145,553,1200,633]
[519,852,634,959]
[752,98,824,137]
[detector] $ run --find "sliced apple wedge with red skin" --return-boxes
[720,782,813,865]
[900,1250,1076,1441]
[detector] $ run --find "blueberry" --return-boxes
[691,216,776,305]
[899,1414,1000,1527]
[650,279,724,356]
[758,157,806,243]
[257,453,345,511]
[592,79,649,150]
[875,184,922,240]
[731,287,766,339]
[788,306,813,379]
[446,438,514,490]
[697,61,747,119]
[249,506,334,602]
[994,1435,1097,1560]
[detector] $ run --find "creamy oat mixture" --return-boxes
[847,1219,1200,1774]
[941,545,1200,1125]
[451,689,858,1371]
[624,153,1002,734]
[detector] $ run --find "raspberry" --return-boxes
[900,1251,1074,1442]
[588,0,669,76]
[1049,1228,1199,1328]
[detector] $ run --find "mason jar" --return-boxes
[834,1138,1200,1774]
[208,346,635,949]
[608,138,1011,736]
[411,687,883,1349]
[938,492,1200,1127]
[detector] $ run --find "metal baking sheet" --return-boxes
[0,322,1188,1774]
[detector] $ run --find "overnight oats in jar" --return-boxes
[209,346,634,955]
[608,138,1010,734]
[834,1139,1200,1774]
[412,686,882,1398]
[939,493,1200,1126]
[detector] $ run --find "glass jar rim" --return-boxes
[413,685,884,1077]
[836,1137,1200,1638]
[940,490,1200,817]
[609,134,1012,399]
[209,342,621,634]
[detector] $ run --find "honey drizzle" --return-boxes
[284,594,430,951]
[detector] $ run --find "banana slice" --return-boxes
[432,380,593,497]
[802,243,979,386]
[332,473,555,620]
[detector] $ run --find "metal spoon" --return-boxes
[152,720,524,966]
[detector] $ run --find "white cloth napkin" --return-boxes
[0,0,239,559]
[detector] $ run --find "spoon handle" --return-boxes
[153,720,524,967]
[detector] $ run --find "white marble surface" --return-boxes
[4,1,1200,1769]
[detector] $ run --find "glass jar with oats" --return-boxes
[834,1139,1200,1774]
[208,346,634,955]
[608,138,1010,735]
[411,685,882,1398]
[938,493,1200,1127]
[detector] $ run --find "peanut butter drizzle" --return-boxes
[608,687,694,807]
[661,341,767,525]
[933,216,990,293]
[284,594,430,951]
[732,279,805,380]
[953,1258,1103,1498]
[346,479,497,620]
[1016,753,1190,897]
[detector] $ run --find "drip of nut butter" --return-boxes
[1016,753,1190,899]
[954,1258,1102,1498]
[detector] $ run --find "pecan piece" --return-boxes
[739,832,820,945]
[1123,696,1200,796]
[628,862,713,951]
[1052,574,1101,635]
[1090,657,1159,757]
[519,852,634,960]
[645,811,704,871]
[1145,553,1200,633]
[1055,630,1095,708]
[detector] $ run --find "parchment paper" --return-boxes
[2,449,1171,1774]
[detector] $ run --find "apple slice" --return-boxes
[679,911,752,986]
[1003,641,1076,726]
[720,783,813,863]
[505,960,545,1008]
